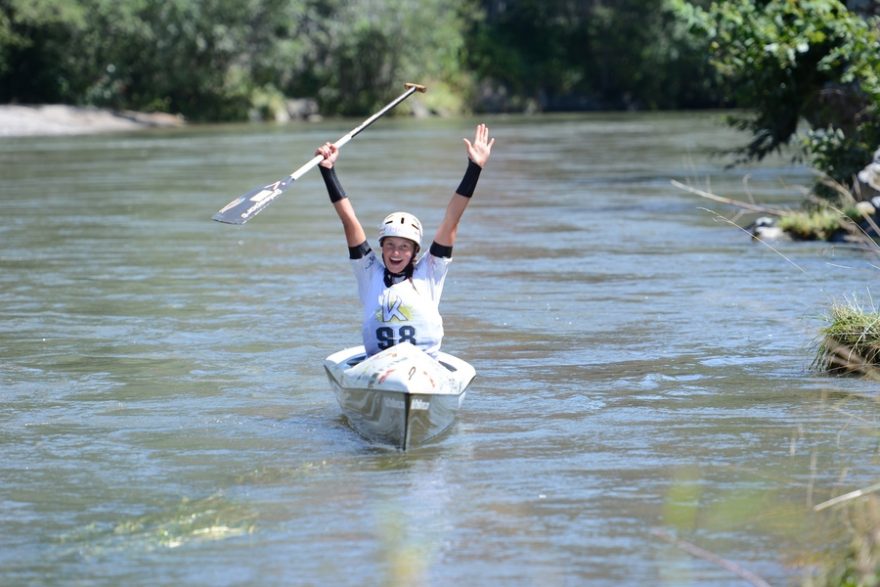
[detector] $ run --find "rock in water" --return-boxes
[857,146,880,199]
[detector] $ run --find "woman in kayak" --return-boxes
[315,123,494,358]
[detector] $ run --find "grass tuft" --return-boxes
[778,209,847,240]
[813,298,880,378]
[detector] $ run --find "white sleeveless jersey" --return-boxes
[351,249,452,358]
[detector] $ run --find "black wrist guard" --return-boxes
[320,166,346,203]
[349,241,371,260]
[430,241,453,258]
[456,159,482,198]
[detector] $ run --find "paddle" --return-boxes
[212,82,427,224]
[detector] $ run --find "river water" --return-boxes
[2,113,879,586]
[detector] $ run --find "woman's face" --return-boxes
[381,237,416,273]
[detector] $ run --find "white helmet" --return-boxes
[378,212,422,249]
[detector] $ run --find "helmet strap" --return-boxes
[383,262,414,287]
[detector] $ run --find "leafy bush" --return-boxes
[467,0,721,111]
[0,0,476,120]
[677,0,880,190]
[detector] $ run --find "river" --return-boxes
[2,113,879,586]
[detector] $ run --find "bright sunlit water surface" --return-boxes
[2,113,879,586]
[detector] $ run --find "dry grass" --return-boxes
[806,496,880,587]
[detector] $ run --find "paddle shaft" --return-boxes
[213,83,427,224]
[290,83,426,181]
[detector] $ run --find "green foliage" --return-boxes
[78,0,269,120]
[0,0,89,101]
[301,0,476,116]
[0,0,294,119]
[466,0,581,110]
[679,0,880,188]
[1,0,876,157]
[466,0,721,111]
[0,0,477,120]
[0,0,721,118]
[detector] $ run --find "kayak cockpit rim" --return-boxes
[340,350,467,375]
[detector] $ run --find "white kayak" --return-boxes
[324,342,475,450]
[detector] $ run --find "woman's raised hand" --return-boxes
[463,123,495,168]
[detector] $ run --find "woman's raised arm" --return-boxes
[433,124,495,248]
[316,142,367,248]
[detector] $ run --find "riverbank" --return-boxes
[0,105,184,137]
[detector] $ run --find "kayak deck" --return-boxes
[324,343,475,449]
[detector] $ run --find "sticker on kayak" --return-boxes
[383,397,405,409]
[411,399,430,411]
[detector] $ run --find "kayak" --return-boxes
[324,342,475,450]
